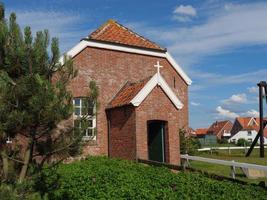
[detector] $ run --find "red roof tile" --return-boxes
[237,117,259,130]
[88,19,165,51]
[107,77,150,109]
[208,120,232,136]
[195,128,208,136]
[236,117,267,137]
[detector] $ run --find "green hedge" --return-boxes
[48,156,267,200]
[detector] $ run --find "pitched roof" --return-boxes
[107,73,183,110]
[107,78,150,109]
[88,19,165,51]
[208,120,232,136]
[195,128,208,136]
[236,117,259,130]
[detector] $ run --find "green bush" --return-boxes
[46,156,267,200]
[218,138,229,144]
[0,183,47,200]
[179,129,201,155]
[237,138,250,146]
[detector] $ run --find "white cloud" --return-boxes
[245,109,259,117]
[130,2,267,66]
[173,5,197,22]
[223,93,247,105]
[248,86,258,93]
[174,5,197,16]
[216,106,239,119]
[188,68,267,92]
[191,101,200,106]
[168,2,267,64]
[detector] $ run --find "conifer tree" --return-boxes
[0,3,86,183]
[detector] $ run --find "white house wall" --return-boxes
[228,130,267,144]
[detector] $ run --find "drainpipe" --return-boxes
[106,110,111,158]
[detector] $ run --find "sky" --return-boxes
[3,0,267,129]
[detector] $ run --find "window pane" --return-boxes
[87,128,94,137]
[88,119,93,127]
[74,119,81,129]
[74,98,81,106]
[75,108,81,116]
[88,106,94,116]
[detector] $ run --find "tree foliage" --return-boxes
[179,129,200,155]
[0,3,84,184]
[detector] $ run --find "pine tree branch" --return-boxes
[1,153,24,164]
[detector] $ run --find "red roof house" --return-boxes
[207,120,233,140]
[61,19,191,165]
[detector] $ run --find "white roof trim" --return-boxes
[130,73,184,110]
[247,117,258,126]
[59,40,192,85]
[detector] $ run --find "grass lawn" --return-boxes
[190,149,267,184]
[46,156,267,200]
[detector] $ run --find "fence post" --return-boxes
[230,160,236,179]
[182,154,190,170]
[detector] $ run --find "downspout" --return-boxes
[106,110,111,158]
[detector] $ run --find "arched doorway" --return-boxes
[147,120,166,162]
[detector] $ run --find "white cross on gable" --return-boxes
[154,61,163,75]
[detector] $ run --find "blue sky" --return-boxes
[4,0,267,129]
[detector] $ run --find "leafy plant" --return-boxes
[45,156,267,200]
[237,138,250,146]
[179,129,201,155]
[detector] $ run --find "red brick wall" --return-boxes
[107,106,136,160]
[135,86,181,165]
[68,47,188,157]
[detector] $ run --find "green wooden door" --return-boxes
[148,121,165,162]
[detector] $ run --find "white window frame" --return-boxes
[73,97,96,141]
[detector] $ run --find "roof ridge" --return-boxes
[88,19,165,51]
[110,20,163,49]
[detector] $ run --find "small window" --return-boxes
[74,118,95,138]
[247,131,252,136]
[248,138,252,143]
[173,77,176,88]
[73,97,96,140]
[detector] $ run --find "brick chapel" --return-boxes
[62,20,192,165]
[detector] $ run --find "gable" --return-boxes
[208,120,232,135]
[107,73,183,110]
[59,20,192,86]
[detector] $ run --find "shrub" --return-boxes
[179,129,201,155]
[237,138,250,146]
[46,156,267,200]
[218,138,229,144]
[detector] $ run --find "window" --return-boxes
[248,138,252,143]
[173,77,176,88]
[73,97,96,140]
[247,130,252,136]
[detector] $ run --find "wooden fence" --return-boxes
[181,154,267,179]
[197,146,264,154]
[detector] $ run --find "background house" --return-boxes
[207,120,233,140]
[229,117,267,144]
